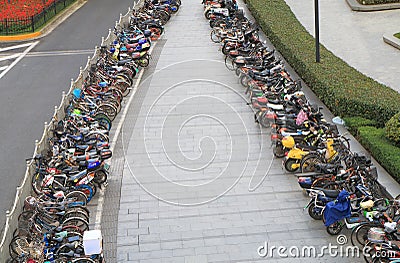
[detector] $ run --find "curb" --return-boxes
[346,0,400,11]
[0,0,87,42]
[383,32,400,50]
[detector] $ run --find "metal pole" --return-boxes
[315,0,320,63]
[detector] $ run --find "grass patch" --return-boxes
[394,32,400,39]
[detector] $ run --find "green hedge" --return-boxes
[343,116,377,135]
[357,0,400,5]
[385,112,400,146]
[358,126,400,182]
[245,0,400,126]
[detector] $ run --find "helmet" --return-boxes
[282,136,295,149]
[73,109,81,115]
[144,29,151,37]
[99,81,108,88]
[72,88,82,99]
[109,47,116,53]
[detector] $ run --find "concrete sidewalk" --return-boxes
[284,0,400,94]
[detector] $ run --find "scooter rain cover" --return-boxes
[324,190,351,226]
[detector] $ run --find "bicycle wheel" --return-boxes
[115,79,131,97]
[210,29,220,43]
[284,158,300,173]
[72,258,96,263]
[224,56,235,71]
[87,131,109,143]
[273,142,286,158]
[62,224,84,235]
[97,103,117,121]
[74,184,94,202]
[62,217,89,232]
[56,243,85,258]
[300,154,323,173]
[65,191,87,206]
[9,236,29,259]
[62,210,89,222]
[240,74,249,87]
[17,210,34,230]
[94,169,108,185]
[94,114,112,131]
[31,172,45,195]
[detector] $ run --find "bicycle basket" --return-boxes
[368,227,385,243]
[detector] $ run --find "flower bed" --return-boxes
[0,0,55,20]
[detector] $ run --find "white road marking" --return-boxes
[94,42,157,230]
[26,49,94,57]
[0,53,21,62]
[0,66,8,71]
[0,41,39,80]
[0,42,35,53]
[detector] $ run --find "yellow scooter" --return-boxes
[281,135,310,172]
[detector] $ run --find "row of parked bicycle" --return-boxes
[7,0,180,262]
[203,1,400,262]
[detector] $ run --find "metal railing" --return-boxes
[0,3,135,260]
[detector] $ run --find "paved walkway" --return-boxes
[103,1,369,262]
[284,0,400,94]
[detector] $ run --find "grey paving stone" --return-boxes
[172,248,196,257]
[118,235,139,246]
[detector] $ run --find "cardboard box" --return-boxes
[83,230,103,255]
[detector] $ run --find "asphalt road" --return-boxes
[0,0,134,230]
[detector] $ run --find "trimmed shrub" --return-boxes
[385,112,400,146]
[245,0,400,126]
[343,117,377,135]
[358,126,400,182]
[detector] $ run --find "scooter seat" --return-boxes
[68,170,86,181]
[315,163,341,175]
[315,188,340,198]
[76,145,89,151]
[118,59,132,66]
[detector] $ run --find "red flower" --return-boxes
[0,0,56,20]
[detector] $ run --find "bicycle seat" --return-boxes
[75,155,87,162]
[76,145,89,151]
